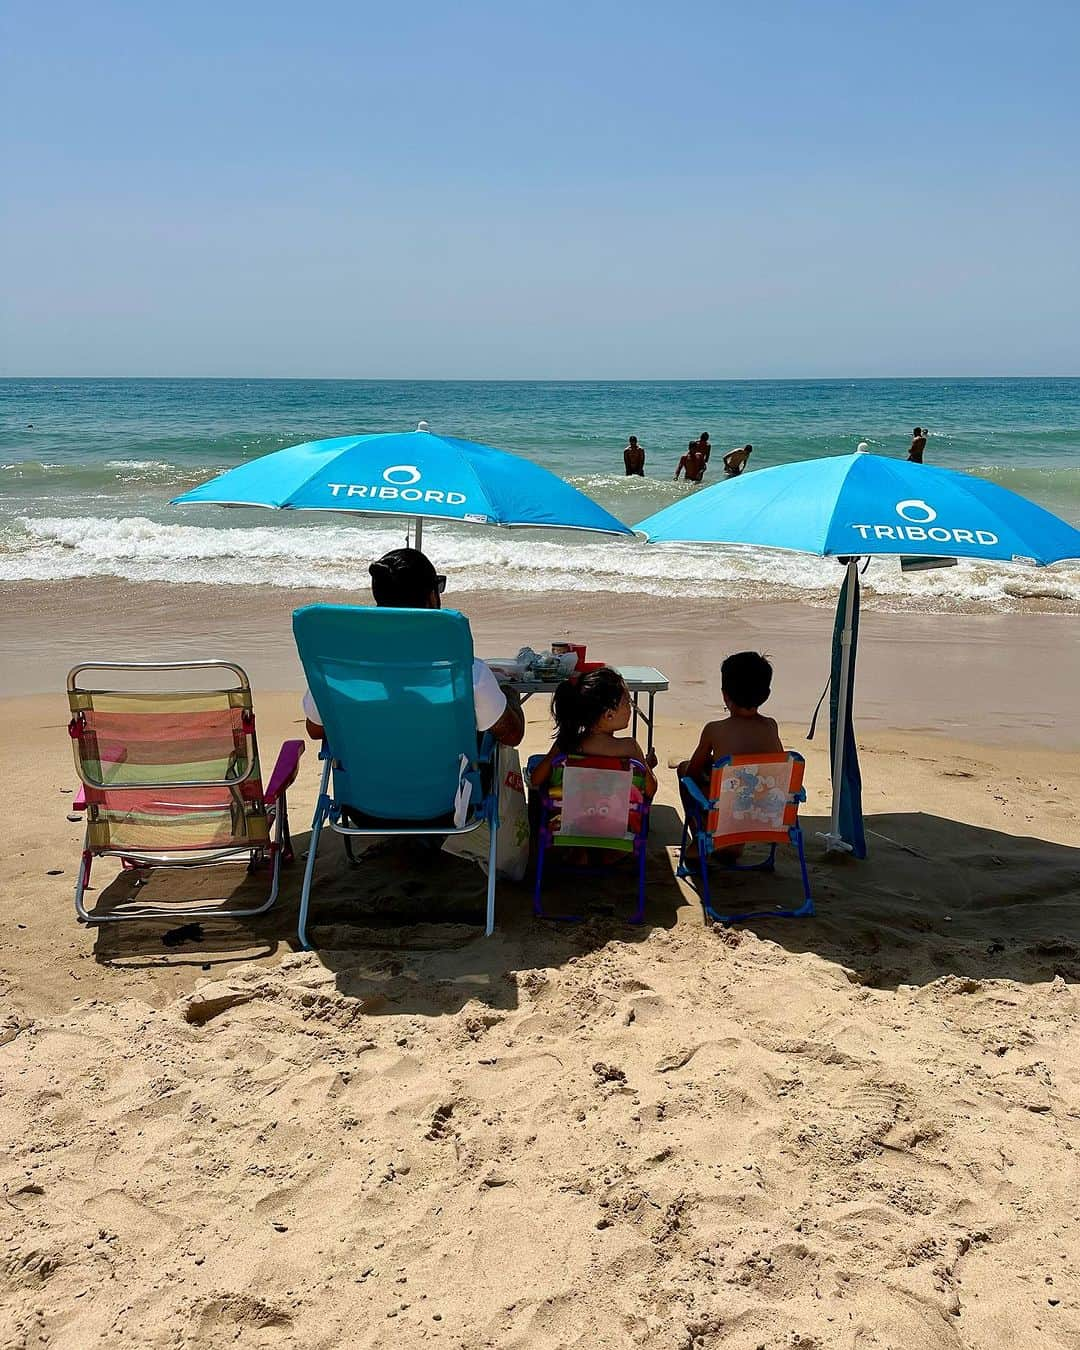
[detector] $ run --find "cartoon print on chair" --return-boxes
[560,766,634,840]
[710,763,788,838]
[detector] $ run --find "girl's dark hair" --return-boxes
[551,666,626,754]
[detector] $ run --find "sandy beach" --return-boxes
[2,584,1079,1348]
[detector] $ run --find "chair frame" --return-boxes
[676,752,814,925]
[67,661,303,924]
[532,754,650,924]
[298,737,500,949]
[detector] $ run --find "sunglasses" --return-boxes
[435,574,447,595]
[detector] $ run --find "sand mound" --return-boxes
[3,918,1078,1349]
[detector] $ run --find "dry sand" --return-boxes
[1,583,1079,1349]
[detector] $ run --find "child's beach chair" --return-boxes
[67,661,304,923]
[532,754,651,923]
[292,604,501,949]
[677,752,813,925]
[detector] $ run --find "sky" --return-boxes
[2,0,1078,378]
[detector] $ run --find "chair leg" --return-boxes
[793,828,815,917]
[676,817,691,878]
[730,843,777,874]
[632,838,647,924]
[484,803,499,937]
[697,833,716,924]
[278,793,294,864]
[533,833,547,918]
[297,808,326,951]
[73,846,93,923]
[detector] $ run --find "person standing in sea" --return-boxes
[907,427,928,463]
[722,444,754,478]
[623,436,646,476]
[675,441,708,483]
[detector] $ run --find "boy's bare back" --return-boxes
[687,712,782,784]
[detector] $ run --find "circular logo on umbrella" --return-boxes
[895,498,937,523]
[383,464,422,486]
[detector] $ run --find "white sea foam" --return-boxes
[3,513,1079,612]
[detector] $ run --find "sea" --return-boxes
[2,378,1079,612]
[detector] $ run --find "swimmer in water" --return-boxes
[722,444,753,477]
[623,435,645,476]
[907,427,927,463]
[675,443,708,483]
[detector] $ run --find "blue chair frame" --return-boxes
[676,752,814,925]
[292,605,500,949]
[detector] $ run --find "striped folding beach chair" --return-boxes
[531,754,651,924]
[677,752,813,925]
[67,661,304,924]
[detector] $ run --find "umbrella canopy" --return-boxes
[637,453,1080,857]
[637,451,1080,565]
[172,426,632,542]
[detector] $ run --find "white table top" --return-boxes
[488,664,669,695]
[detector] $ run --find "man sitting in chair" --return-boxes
[302,547,525,748]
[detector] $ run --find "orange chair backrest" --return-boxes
[705,752,804,847]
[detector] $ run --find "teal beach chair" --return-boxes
[292,605,500,948]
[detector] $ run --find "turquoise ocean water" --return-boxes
[2,378,1078,611]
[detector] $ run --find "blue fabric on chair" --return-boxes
[292,604,499,948]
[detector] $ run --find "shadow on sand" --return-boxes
[90,805,1080,1009]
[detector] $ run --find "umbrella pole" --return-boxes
[824,558,859,854]
[413,516,423,551]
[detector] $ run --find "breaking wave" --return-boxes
[4,513,1079,613]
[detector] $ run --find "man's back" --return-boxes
[907,429,927,463]
[676,448,707,482]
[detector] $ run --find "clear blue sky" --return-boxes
[2,0,1077,378]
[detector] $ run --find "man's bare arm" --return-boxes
[490,687,525,747]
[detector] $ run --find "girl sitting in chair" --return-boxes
[529,667,658,892]
[529,667,658,796]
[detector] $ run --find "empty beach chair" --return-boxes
[67,661,304,923]
[292,604,500,949]
[532,754,651,923]
[676,752,813,924]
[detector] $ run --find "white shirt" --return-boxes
[302,659,507,734]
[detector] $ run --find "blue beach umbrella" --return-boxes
[172,423,632,546]
[636,452,1080,855]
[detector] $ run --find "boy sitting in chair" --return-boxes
[678,651,782,857]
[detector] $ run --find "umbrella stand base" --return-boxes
[818,831,854,855]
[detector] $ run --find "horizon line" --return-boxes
[2,373,1078,384]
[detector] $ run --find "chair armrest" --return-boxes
[73,785,87,811]
[680,776,711,813]
[265,740,306,804]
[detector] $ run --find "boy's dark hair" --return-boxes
[551,666,626,754]
[369,548,437,608]
[721,651,773,709]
